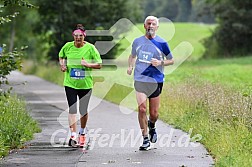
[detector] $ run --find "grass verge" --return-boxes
[0,95,41,158]
[160,78,252,166]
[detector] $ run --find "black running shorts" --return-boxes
[65,86,92,115]
[134,81,163,98]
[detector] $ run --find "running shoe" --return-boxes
[68,136,78,147]
[79,134,86,148]
[139,137,150,150]
[148,120,157,143]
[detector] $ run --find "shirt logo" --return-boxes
[138,50,153,63]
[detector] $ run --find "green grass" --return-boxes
[167,56,252,88]
[21,22,252,166]
[0,95,41,157]
[164,23,215,60]
[160,79,252,166]
[22,60,65,86]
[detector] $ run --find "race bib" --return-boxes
[138,50,153,63]
[70,68,85,79]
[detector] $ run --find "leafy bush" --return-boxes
[0,0,40,158]
[0,44,27,96]
[0,95,40,157]
[204,0,252,58]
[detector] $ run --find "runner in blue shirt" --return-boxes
[127,16,174,150]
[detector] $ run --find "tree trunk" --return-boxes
[9,18,16,52]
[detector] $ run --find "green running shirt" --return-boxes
[59,41,102,89]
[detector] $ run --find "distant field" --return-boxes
[167,55,252,88]
[117,22,215,61]
[160,22,215,60]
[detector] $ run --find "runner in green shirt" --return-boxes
[59,24,102,148]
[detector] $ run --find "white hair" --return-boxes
[144,16,159,26]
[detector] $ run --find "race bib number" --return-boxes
[70,68,85,79]
[138,50,153,63]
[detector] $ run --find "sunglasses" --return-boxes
[73,34,84,38]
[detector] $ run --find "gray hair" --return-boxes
[144,16,159,26]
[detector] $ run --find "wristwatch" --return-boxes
[161,60,164,66]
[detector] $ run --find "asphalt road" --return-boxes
[0,71,214,167]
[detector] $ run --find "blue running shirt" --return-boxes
[131,36,173,83]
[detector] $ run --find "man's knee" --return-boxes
[149,110,159,120]
[138,105,147,114]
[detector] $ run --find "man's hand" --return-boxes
[151,58,162,67]
[127,66,133,75]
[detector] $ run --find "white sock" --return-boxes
[71,132,77,139]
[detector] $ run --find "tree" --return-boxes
[33,0,143,60]
[0,4,35,51]
[190,0,215,23]
[143,0,179,21]
[176,0,192,22]
[143,0,215,23]
[0,0,33,96]
[204,0,252,58]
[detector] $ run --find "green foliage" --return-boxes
[143,0,179,21]
[0,45,27,96]
[190,0,215,23]
[0,4,38,55]
[33,0,143,60]
[143,0,214,23]
[1,0,35,8]
[0,0,36,24]
[0,95,40,157]
[1,0,216,63]
[176,0,192,22]
[0,5,19,24]
[0,0,33,95]
[0,0,40,159]
[204,0,252,58]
